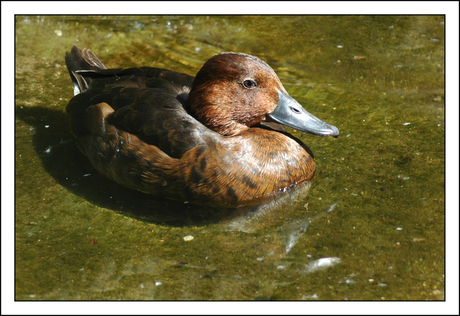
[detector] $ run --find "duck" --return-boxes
[65,45,339,207]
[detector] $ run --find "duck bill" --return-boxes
[268,90,339,137]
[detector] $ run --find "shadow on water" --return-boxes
[16,105,314,229]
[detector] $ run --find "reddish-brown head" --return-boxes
[188,52,285,136]
[188,52,339,138]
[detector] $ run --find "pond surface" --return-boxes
[13,15,446,304]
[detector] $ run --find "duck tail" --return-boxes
[65,45,107,95]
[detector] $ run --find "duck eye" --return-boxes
[242,79,257,89]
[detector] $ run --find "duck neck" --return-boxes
[188,87,255,136]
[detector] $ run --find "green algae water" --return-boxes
[14,15,445,302]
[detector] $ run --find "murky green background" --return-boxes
[15,15,444,301]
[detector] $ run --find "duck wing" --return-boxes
[65,46,217,158]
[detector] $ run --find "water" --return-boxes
[13,15,446,304]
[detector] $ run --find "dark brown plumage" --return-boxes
[65,46,338,207]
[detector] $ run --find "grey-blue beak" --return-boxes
[268,90,339,137]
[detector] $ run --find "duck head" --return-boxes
[188,52,339,137]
